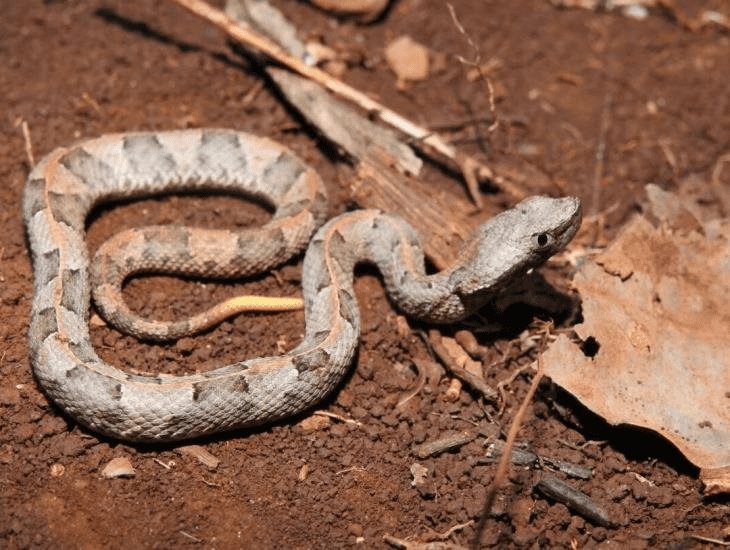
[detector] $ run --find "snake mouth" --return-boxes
[551,197,583,248]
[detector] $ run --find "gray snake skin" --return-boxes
[23,129,582,442]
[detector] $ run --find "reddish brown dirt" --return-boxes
[1,1,729,548]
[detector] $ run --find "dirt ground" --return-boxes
[1,0,729,548]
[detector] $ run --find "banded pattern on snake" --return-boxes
[23,129,582,442]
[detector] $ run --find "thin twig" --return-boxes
[166,0,525,202]
[428,330,497,400]
[447,3,498,135]
[18,119,35,167]
[426,520,475,541]
[590,88,612,218]
[313,410,362,426]
[689,534,730,547]
[471,326,550,549]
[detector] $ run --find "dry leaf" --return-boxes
[543,189,729,492]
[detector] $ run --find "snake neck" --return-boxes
[301,211,494,329]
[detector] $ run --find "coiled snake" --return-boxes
[23,129,582,442]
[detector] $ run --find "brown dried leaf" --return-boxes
[543,197,730,490]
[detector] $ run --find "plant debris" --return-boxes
[543,185,730,492]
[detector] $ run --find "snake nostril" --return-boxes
[537,233,548,247]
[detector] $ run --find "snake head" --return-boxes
[452,196,582,300]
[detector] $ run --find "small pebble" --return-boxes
[101,457,136,479]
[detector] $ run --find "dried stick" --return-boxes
[18,119,35,167]
[471,331,549,549]
[428,330,497,400]
[167,0,526,203]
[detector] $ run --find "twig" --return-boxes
[496,363,533,416]
[428,330,497,400]
[179,530,203,543]
[17,119,35,167]
[533,476,613,527]
[167,0,525,202]
[384,534,468,550]
[396,359,430,409]
[471,327,550,549]
[313,410,362,426]
[426,520,475,541]
[590,88,612,218]
[447,3,498,135]
[689,535,730,547]
[413,431,477,459]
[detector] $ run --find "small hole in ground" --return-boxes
[581,336,600,357]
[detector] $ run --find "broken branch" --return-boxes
[167,0,526,202]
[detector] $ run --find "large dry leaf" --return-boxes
[543,192,730,492]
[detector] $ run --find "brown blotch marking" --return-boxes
[92,255,125,286]
[31,307,59,343]
[37,248,60,286]
[60,147,115,188]
[312,267,332,295]
[276,197,312,218]
[60,268,86,314]
[262,153,304,195]
[124,255,137,272]
[65,366,84,379]
[292,348,330,373]
[68,342,97,363]
[192,381,206,401]
[201,129,239,148]
[165,320,191,340]
[122,134,176,177]
[48,191,88,228]
[230,376,249,394]
[330,228,347,249]
[23,178,48,217]
[337,288,357,326]
[267,227,288,257]
[328,229,351,276]
[199,130,246,175]
[141,227,194,266]
[110,384,122,401]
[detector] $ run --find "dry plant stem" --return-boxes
[313,410,361,426]
[427,520,475,541]
[384,534,468,550]
[414,431,477,459]
[428,330,497,399]
[471,343,547,549]
[20,119,35,167]
[447,3,498,135]
[168,0,525,202]
[590,88,612,218]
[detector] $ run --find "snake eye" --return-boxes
[535,233,551,248]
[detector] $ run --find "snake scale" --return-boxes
[23,129,582,442]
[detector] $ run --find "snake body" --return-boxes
[23,129,582,442]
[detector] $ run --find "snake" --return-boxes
[23,128,582,442]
